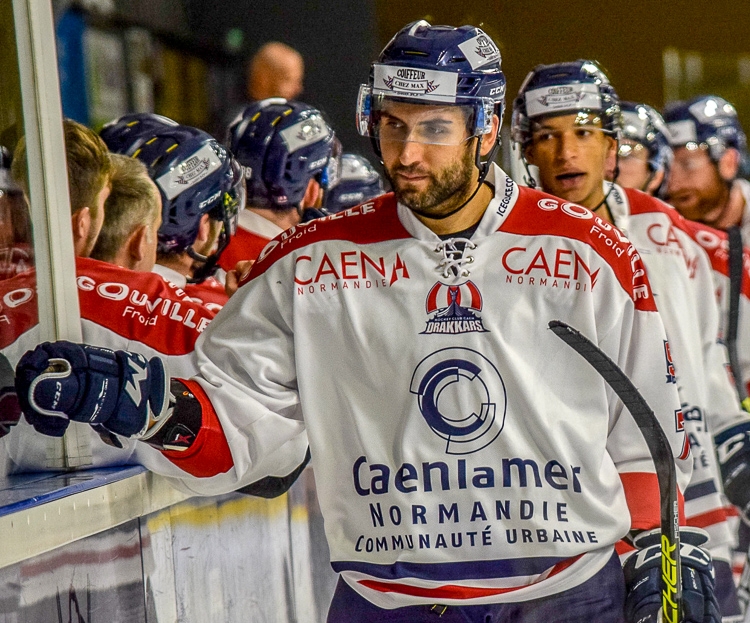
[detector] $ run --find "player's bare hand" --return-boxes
[225,260,254,297]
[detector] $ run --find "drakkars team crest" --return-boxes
[422,281,488,335]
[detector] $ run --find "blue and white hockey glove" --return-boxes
[15,341,170,441]
[714,421,750,516]
[622,527,720,623]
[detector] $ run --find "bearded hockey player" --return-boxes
[217,98,339,269]
[512,60,745,620]
[616,102,673,196]
[663,96,750,239]
[17,22,708,622]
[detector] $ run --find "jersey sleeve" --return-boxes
[142,256,310,496]
[601,250,691,532]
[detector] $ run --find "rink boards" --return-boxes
[0,466,336,622]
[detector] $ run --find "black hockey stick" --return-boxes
[548,320,681,623]
[726,226,750,412]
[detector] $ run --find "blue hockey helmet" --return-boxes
[111,124,244,281]
[324,153,384,214]
[619,101,673,175]
[662,95,747,167]
[227,98,339,211]
[511,60,621,146]
[357,20,506,167]
[99,113,179,156]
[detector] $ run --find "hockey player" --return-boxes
[324,153,385,215]
[616,102,672,196]
[217,98,339,270]
[90,154,162,272]
[663,98,750,609]
[100,118,245,312]
[17,22,710,621]
[1,120,218,471]
[663,96,750,239]
[512,60,745,619]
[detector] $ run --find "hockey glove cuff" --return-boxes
[623,527,720,623]
[16,341,169,439]
[714,420,750,516]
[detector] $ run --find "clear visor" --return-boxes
[357,85,495,146]
[529,112,612,143]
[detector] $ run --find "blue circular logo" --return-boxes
[410,348,506,454]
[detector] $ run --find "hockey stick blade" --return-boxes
[548,320,681,623]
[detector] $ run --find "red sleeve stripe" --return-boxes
[686,508,729,529]
[678,218,750,296]
[620,472,686,530]
[161,379,234,478]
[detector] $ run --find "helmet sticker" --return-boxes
[279,114,329,154]
[373,64,458,102]
[457,34,501,71]
[525,83,602,118]
[156,143,221,201]
[667,119,698,145]
[688,97,737,125]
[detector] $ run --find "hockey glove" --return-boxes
[622,527,720,623]
[15,341,170,440]
[714,421,750,517]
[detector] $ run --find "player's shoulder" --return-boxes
[505,185,630,254]
[75,257,215,354]
[622,186,699,235]
[620,186,672,217]
[76,256,194,300]
[249,193,410,278]
[503,185,656,310]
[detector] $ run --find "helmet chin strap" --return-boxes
[407,135,498,222]
[186,211,233,284]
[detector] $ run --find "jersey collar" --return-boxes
[395,163,520,242]
[604,181,632,237]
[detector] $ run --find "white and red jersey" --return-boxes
[169,165,690,607]
[0,257,218,474]
[217,209,283,271]
[152,263,228,314]
[683,219,750,396]
[604,183,747,560]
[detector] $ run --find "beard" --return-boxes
[386,145,476,218]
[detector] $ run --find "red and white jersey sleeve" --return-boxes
[177,165,689,607]
[0,258,220,475]
[606,185,747,557]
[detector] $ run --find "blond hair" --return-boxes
[12,118,113,216]
[90,154,160,263]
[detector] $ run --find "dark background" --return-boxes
[46,0,750,158]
